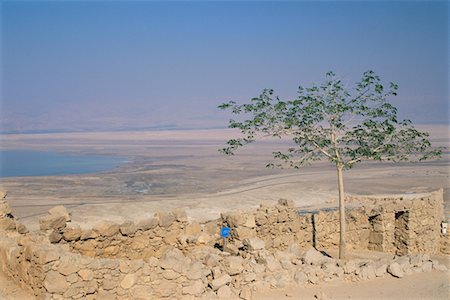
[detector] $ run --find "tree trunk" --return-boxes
[337,165,346,259]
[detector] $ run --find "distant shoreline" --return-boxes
[0,123,448,135]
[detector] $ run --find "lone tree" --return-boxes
[218,71,441,259]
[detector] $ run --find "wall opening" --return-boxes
[368,214,383,251]
[394,211,410,255]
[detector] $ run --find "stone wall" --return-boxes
[0,189,447,299]
[350,189,444,255]
[221,200,371,253]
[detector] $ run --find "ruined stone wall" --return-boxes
[355,189,444,255]
[61,210,221,260]
[0,189,447,299]
[221,200,371,253]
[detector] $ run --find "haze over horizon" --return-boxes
[1,1,448,133]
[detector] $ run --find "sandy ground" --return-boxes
[0,126,449,299]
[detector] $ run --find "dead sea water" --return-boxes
[0,150,126,177]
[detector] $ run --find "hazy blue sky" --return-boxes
[1,1,448,133]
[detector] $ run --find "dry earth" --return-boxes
[0,126,449,299]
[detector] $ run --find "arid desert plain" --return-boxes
[0,125,449,299]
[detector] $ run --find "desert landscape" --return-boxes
[0,126,449,299]
[2,1,448,299]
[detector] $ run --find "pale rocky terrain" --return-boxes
[0,126,449,299]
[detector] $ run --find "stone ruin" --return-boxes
[0,189,448,299]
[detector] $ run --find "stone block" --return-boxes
[387,262,404,278]
[302,248,332,266]
[234,227,255,240]
[210,274,232,291]
[185,222,202,236]
[58,256,81,275]
[255,211,268,226]
[78,269,94,281]
[217,285,233,298]
[136,217,159,231]
[130,285,154,299]
[172,208,188,222]
[35,247,60,264]
[39,215,67,231]
[182,280,204,295]
[49,205,71,221]
[294,271,308,284]
[243,237,265,251]
[44,271,69,294]
[243,215,256,228]
[92,221,119,237]
[239,286,252,300]
[120,273,137,289]
[156,212,175,228]
[63,225,82,241]
[223,256,244,276]
[120,221,137,236]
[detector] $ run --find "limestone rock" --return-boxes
[344,260,357,274]
[58,256,81,275]
[287,244,302,257]
[80,229,99,240]
[255,211,268,226]
[49,205,71,221]
[359,264,376,280]
[322,262,341,277]
[211,274,232,291]
[239,286,252,300]
[294,271,308,284]
[182,280,204,295]
[160,248,186,273]
[302,248,332,266]
[154,280,177,297]
[156,212,175,228]
[222,211,247,227]
[0,218,16,231]
[224,243,240,255]
[131,285,154,299]
[217,285,233,298]
[35,247,60,264]
[44,271,69,294]
[185,222,202,236]
[264,255,282,272]
[234,227,255,240]
[410,254,423,268]
[131,235,149,250]
[185,261,203,280]
[78,269,94,281]
[243,237,265,251]
[422,261,433,272]
[120,221,137,236]
[93,220,119,237]
[63,225,82,241]
[395,256,411,272]
[223,256,244,276]
[16,223,29,234]
[197,232,211,244]
[375,264,387,277]
[243,215,256,228]
[387,262,404,278]
[120,273,137,289]
[39,215,67,231]
[172,208,188,222]
[136,217,158,231]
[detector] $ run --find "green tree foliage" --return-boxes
[218,71,442,258]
